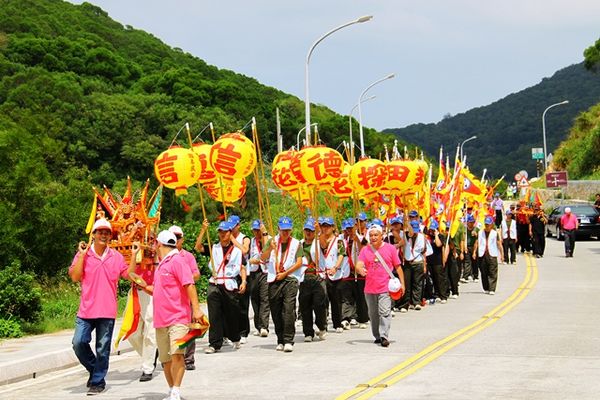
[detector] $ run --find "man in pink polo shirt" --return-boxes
[69,218,129,396]
[134,230,203,400]
[168,225,200,370]
[355,223,405,348]
[560,207,579,257]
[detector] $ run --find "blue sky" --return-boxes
[69,0,600,131]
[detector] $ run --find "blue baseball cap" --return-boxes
[467,215,476,223]
[345,218,355,228]
[409,220,420,233]
[278,216,293,230]
[303,218,316,231]
[251,219,261,230]
[227,215,241,226]
[218,221,232,231]
[429,220,439,230]
[319,216,334,226]
[390,216,404,225]
[408,210,418,218]
[357,212,368,221]
[371,218,384,227]
[341,220,348,230]
[484,216,494,225]
[506,210,512,215]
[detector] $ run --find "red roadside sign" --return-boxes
[546,171,568,188]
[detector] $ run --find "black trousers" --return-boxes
[446,256,460,296]
[430,263,448,300]
[517,223,531,252]
[532,231,546,256]
[269,278,298,345]
[398,261,424,308]
[249,272,270,332]
[207,284,240,349]
[238,280,250,338]
[503,238,516,263]
[352,278,369,323]
[479,254,498,292]
[464,247,478,279]
[298,276,328,337]
[564,229,576,255]
[326,278,343,329]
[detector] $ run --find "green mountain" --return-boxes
[384,63,600,179]
[0,0,396,275]
[553,102,600,179]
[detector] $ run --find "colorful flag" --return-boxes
[174,315,210,349]
[148,185,163,218]
[114,287,141,349]
[85,193,98,234]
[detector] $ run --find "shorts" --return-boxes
[156,324,189,363]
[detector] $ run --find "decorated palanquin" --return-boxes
[87,177,162,268]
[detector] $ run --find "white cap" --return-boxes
[157,230,177,246]
[565,207,571,213]
[168,225,184,237]
[388,277,402,292]
[92,218,112,232]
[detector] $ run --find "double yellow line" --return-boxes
[336,254,539,400]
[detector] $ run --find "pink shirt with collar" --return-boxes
[153,249,195,328]
[179,249,200,277]
[358,243,401,295]
[69,247,128,319]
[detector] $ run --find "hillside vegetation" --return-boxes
[385,63,600,179]
[0,0,396,277]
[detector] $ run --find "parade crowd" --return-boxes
[68,196,549,399]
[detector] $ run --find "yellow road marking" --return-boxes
[336,254,538,400]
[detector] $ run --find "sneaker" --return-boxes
[260,328,269,337]
[473,278,479,283]
[408,305,415,310]
[414,304,422,311]
[468,276,474,282]
[317,330,327,340]
[400,308,408,313]
[140,372,154,381]
[358,323,368,329]
[380,337,390,347]
[435,297,441,303]
[295,319,303,327]
[87,386,105,396]
[252,330,260,336]
[283,343,294,352]
[373,338,381,344]
[240,336,247,345]
[391,310,396,317]
[335,327,344,333]
[276,344,284,351]
[484,290,490,294]
[232,341,241,349]
[451,294,458,299]
[342,320,350,330]
[489,291,495,295]
[440,299,447,304]
[223,338,232,346]
[459,278,468,283]
[304,336,313,342]
[184,364,195,371]
[350,319,358,326]
[204,346,218,354]
[511,262,516,265]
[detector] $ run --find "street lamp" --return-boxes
[542,100,569,170]
[358,73,395,157]
[297,123,318,150]
[349,95,376,164]
[305,15,373,146]
[459,135,477,161]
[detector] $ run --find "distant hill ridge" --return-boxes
[384,63,600,179]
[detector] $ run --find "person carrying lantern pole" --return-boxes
[227,215,251,344]
[260,216,303,352]
[247,219,271,338]
[398,219,428,312]
[338,217,368,329]
[316,216,346,334]
[298,217,329,342]
[201,221,246,354]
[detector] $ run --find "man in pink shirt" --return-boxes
[133,230,204,400]
[69,218,129,396]
[168,225,200,370]
[560,207,579,257]
[355,223,405,348]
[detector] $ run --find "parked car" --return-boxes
[546,204,600,240]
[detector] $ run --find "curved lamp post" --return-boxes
[542,100,569,170]
[297,123,318,150]
[349,95,376,164]
[459,135,477,161]
[305,15,373,146]
[357,73,395,157]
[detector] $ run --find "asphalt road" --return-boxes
[2,236,599,400]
